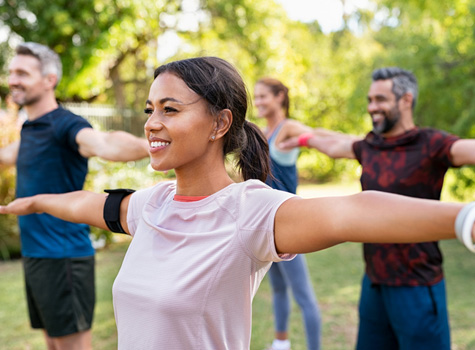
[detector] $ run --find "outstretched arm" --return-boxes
[0,191,132,234]
[272,119,313,147]
[274,191,470,254]
[450,139,475,166]
[0,140,20,165]
[76,128,149,162]
[279,127,361,159]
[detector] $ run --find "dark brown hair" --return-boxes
[256,77,290,117]
[154,57,270,182]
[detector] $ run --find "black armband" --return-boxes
[103,189,136,234]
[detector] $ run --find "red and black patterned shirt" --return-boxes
[352,128,459,286]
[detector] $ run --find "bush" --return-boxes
[0,102,22,260]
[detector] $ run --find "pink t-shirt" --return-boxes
[112,179,296,349]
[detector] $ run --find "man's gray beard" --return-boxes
[372,112,400,135]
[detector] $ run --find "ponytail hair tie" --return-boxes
[297,133,314,147]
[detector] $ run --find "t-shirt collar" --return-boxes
[365,127,420,149]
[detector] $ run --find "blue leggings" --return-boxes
[268,254,321,350]
[357,274,450,350]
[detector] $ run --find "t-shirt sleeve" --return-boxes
[352,139,363,164]
[126,182,174,236]
[428,129,460,168]
[237,182,297,263]
[126,188,152,237]
[54,110,92,151]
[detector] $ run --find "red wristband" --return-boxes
[297,133,314,147]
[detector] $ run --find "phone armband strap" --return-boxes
[103,189,136,234]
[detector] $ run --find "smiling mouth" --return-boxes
[150,141,170,149]
[9,87,24,95]
[371,113,385,123]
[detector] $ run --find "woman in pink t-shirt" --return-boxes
[1,57,474,350]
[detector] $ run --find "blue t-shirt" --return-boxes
[265,122,300,194]
[16,107,95,258]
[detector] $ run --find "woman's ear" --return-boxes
[277,90,286,105]
[212,109,232,141]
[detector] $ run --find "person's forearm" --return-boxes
[99,131,149,162]
[0,191,109,230]
[40,191,108,228]
[306,134,356,159]
[312,127,343,138]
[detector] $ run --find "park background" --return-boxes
[0,0,474,349]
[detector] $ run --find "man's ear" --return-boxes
[44,73,58,90]
[400,92,414,111]
[213,109,233,140]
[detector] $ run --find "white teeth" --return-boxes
[150,141,170,148]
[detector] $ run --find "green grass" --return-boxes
[1,182,474,350]
[0,241,128,350]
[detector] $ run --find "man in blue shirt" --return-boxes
[0,42,149,350]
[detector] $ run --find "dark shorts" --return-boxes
[356,274,450,350]
[23,256,95,337]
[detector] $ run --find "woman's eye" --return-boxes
[144,108,153,116]
[164,106,177,113]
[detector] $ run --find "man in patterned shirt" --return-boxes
[280,67,475,349]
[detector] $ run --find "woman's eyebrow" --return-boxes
[146,96,202,107]
[145,97,184,106]
[160,97,183,104]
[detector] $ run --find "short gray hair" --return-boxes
[372,67,418,110]
[15,42,62,87]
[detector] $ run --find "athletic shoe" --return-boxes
[265,339,291,350]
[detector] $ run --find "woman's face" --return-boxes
[144,72,216,172]
[254,83,282,119]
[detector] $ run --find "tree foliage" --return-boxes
[361,0,475,199]
[1,0,180,108]
[368,0,475,135]
[0,0,473,194]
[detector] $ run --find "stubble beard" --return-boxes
[10,88,43,108]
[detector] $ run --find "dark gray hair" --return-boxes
[372,67,418,110]
[15,42,62,87]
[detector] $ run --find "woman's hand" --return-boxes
[0,196,41,216]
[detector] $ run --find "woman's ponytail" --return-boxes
[154,57,271,182]
[237,121,270,182]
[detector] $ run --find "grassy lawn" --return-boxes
[0,242,127,350]
[1,181,474,349]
